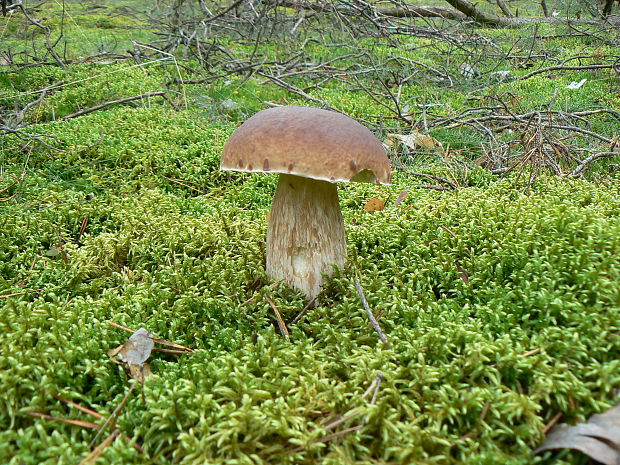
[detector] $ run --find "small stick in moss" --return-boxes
[439,224,458,238]
[88,383,137,450]
[165,177,206,195]
[0,288,44,300]
[354,280,389,345]
[265,295,289,336]
[61,91,167,120]
[77,216,89,239]
[26,411,100,430]
[45,394,143,452]
[106,321,193,352]
[323,372,384,431]
[522,348,541,357]
[365,372,383,405]
[81,429,121,465]
[288,296,318,326]
[51,394,104,420]
[543,411,563,435]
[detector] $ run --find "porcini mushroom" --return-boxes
[220,105,391,299]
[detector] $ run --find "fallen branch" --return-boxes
[10,81,63,126]
[12,1,66,68]
[256,71,333,109]
[267,0,620,26]
[60,91,167,120]
[568,151,619,177]
[268,0,466,20]
[520,63,619,81]
[0,126,66,152]
[442,0,504,25]
[202,0,246,23]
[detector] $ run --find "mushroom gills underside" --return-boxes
[266,174,347,299]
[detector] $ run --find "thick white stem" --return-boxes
[266,174,347,300]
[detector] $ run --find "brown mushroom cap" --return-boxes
[221,106,391,184]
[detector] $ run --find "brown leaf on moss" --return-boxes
[534,404,620,465]
[364,197,385,213]
[109,327,154,381]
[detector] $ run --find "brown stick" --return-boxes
[50,394,143,452]
[51,394,105,420]
[0,288,44,300]
[543,411,563,434]
[439,224,459,238]
[88,383,137,450]
[26,412,100,430]
[106,321,193,352]
[288,297,317,326]
[80,430,121,465]
[165,177,206,195]
[442,0,506,25]
[522,348,541,357]
[265,295,290,336]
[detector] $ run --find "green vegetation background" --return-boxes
[1,1,619,464]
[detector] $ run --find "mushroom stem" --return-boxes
[267,174,347,300]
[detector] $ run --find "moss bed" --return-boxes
[2,2,620,464]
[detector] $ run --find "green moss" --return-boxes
[2,2,620,464]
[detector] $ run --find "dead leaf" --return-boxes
[456,263,469,283]
[108,344,124,360]
[385,131,445,156]
[394,190,408,206]
[364,197,385,213]
[119,327,154,365]
[128,362,152,383]
[534,404,620,465]
[109,327,154,381]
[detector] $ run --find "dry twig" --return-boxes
[354,279,389,345]
[61,91,167,120]
[265,295,290,336]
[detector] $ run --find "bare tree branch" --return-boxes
[568,151,619,177]
[60,91,167,120]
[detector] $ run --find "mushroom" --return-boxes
[220,105,391,300]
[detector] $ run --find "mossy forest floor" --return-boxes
[1,1,620,464]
